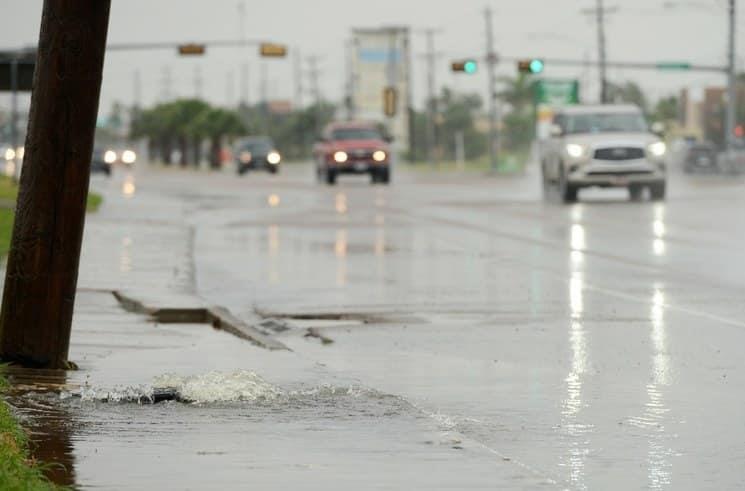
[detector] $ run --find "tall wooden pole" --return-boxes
[0,0,111,369]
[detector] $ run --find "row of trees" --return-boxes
[128,99,337,167]
[130,100,245,167]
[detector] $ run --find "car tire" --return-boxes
[269,166,278,174]
[628,184,643,201]
[541,164,552,199]
[558,168,578,203]
[650,182,666,201]
[372,168,390,185]
[326,170,337,185]
[237,165,247,176]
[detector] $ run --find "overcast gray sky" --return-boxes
[1,0,743,116]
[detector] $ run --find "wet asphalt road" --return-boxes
[74,161,745,489]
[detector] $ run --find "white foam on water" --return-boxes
[62,371,393,406]
[74,384,154,403]
[152,370,281,403]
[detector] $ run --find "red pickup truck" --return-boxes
[313,121,391,185]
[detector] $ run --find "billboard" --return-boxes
[351,27,411,153]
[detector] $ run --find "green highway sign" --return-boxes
[656,62,692,70]
[534,79,580,106]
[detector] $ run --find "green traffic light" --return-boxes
[529,59,544,74]
[464,60,478,74]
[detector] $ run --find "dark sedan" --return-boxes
[234,137,281,175]
[682,142,718,173]
[91,147,113,176]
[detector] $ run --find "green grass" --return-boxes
[0,372,59,490]
[0,209,13,257]
[85,193,102,213]
[0,177,102,212]
[0,177,18,201]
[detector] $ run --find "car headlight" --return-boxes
[267,151,281,165]
[647,141,666,158]
[121,150,136,164]
[565,143,588,159]
[104,150,117,164]
[16,147,24,160]
[4,148,15,161]
[372,150,386,162]
[239,151,252,163]
[333,151,348,163]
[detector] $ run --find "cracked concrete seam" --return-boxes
[106,290,289,351]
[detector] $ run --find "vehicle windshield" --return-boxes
[331,128,382,141]
[563,113,648,134]
[240,141,273,153]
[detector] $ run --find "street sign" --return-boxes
[383,86,397,117]
[260,43,288,58]
[178,43,206,55]
[534,79,580,105]
[656,62,692,70]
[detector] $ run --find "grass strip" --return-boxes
[0,372,60,490]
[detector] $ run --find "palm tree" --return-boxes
[189,108,246,169]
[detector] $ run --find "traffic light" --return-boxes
[260,43,288,58]
[178,44,206,56]
[517,59,544,74]
[383,87,397,117]
[451,59,478,74]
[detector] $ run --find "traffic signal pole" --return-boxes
[484,7,499,173]
[424,29,440,168]
[725,0,737,153]
[596,0,608,103]
[0,0,111,369]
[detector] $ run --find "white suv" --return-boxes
[540,104,667,203]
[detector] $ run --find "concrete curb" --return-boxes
[110,291,288,351]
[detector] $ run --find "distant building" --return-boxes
[350,26,411,154]
[680,84,745,145]
[267,100,293,115]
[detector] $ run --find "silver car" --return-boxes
[540,104,667,203]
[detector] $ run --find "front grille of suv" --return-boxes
[594,147,645,161]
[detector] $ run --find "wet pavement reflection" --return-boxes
[11,163,745,489]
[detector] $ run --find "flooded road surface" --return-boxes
[10,162,745,489]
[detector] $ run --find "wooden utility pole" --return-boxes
[0,0,112,369]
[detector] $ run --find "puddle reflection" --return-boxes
[335,229,347,286]
[122,174,136,197]
[335,193,348,215]
[645,284,673,489]
[267,194,281,207]
[4,368,77,487]
[4,159,16,177]
[561,271,589,489]
[374,228,386,257]
[652,208,666,257]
